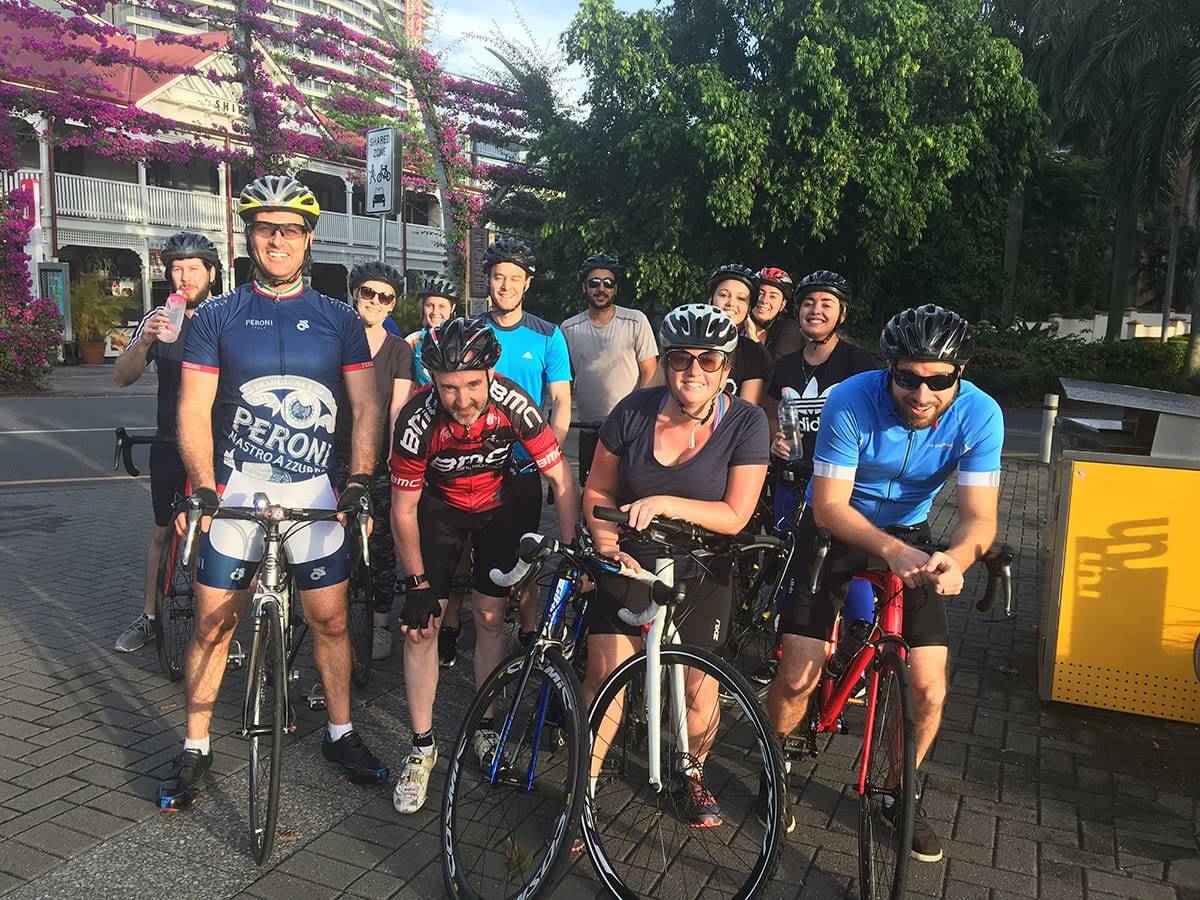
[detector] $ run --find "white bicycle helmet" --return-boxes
[659,304,739,354]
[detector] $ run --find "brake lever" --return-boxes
[357,496,371,569]
[809,528,832,595]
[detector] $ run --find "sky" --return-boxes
[430,0,652,106]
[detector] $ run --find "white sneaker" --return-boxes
[392,749,437,814]
[371,625,392,660]
[473,729,500,773]
[114,614,155,652]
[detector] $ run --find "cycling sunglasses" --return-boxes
[586,277,617,289]
[664,349,728,373]
[891,365,961,392]
[248,222,310,240]
[355,285,396,305]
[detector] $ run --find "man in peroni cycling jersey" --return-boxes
[159,176,389,811]
[388,317,580,816]
[764,304,1003,861]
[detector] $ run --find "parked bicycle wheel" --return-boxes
[346,528,373,688]
[154,526,195,681]
[584,644,786,900]
[441,648,588,900]
[857,647,915,900]
[723,550,784,703]
[247,601,286,865]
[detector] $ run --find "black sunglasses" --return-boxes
[587,277,617,289]
[891,366,961,392]
[355,285,396,304]
[664,349,727,373]
[248,222,310,240]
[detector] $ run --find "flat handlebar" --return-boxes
[591,506,781,553]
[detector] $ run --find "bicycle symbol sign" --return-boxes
[364,127,396,214]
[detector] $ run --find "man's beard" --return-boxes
[449,404,484,427]
[892,386,956,430]
[588,291,614,309]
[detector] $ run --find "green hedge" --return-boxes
[968,330,1193,402]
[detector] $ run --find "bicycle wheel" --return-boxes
[442,648,588,900]
[723,551,784,703]
[584,644,786,900]
[346,530,373,688]
[857,647,915,900]
[247,601,286,865]
[154,528,195,681]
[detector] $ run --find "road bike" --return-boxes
[580,507,788,900]
[796,527,1014,900]
[178,492,371,863]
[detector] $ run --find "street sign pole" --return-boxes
[378,212,386,263]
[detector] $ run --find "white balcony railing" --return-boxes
[147,184,225,232]
[316,210,351,244]
[1,169,41,195]
[56,172,141,222]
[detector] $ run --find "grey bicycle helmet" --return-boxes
[236,175,320,226]
[160,232,220,267]
[418,274,460,301]
[349,261,402,298]
[880,304,975,364]
[705,263,757,301]
[578,253,623,283]
[794,270,851,306]
[482,236,535,275]
[423,317,502,371]
[659,304,739,354]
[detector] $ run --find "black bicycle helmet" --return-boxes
[794,270,851,306]
[705,263,757,301]
[422,317,502,372]
[417,274,460,301]
[236,175,320,226]
[482,236,535,275]
[880,304,975,364]
[349,261,402,298]
[578,253,623,283]
[659,304,739,354]
[160,231,220,266]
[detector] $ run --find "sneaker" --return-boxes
[473,728,501,773]
[750,656,778,686]
[881,797,943,862]
[322,730,389,785]
[371,625,392,660]
[158,748,212,811]
[518,630,537,650]
[438,625,460,668]
[755,771,796,833]
[115,614,155,652]
[681,766,722,829]
[393,749,437,814]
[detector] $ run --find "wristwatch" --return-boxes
[402,573,428,590]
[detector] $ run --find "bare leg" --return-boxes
[766,633,829,739]
[403,599,447,734]
[906,646,949,770]
[583,633,639,779]
[302,582,353,727]
[144,525,170,616]
[184,584,247,740]
[684,666,720,763]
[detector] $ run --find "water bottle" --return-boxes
[157,292,187,344]
[825,578,875,680]
[777,386,803,461]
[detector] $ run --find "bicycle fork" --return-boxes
[645,559,688,793]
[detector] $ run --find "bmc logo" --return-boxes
[429,445,510,473]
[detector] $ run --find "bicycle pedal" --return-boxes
[225,640,245,670]
[306,682,326,711]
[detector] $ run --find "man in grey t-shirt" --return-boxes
[561,253,658,486]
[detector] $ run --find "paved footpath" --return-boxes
[0,439,1197,897]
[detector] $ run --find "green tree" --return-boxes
[535,0,1043,317]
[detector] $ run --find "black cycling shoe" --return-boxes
[881,796,943,862]
[158,748,213,811]
[755,770,795,833]
[750,656,778,686]
[322,730,389,785]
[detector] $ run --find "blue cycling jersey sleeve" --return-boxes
[181,294,228,372]
[545,325,572,384]
[335,303,372,371]
[955,382,1004,486]
[811,376,867,480]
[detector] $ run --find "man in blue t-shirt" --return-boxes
[160,176,389,813]
[764,305,1003,862]
[437,238,575,660]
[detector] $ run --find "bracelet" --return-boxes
[402,573,428,590]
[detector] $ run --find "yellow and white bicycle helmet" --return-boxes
[236,175,321,226]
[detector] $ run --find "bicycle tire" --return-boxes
[154,527,195,682]
[441,647,588,900]
[857,647,915,900]
[247,601,286,865]
[724,551,784,704]
[347,529,373,688]
[584,644,786,900]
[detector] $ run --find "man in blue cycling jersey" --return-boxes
[159,175,389,811]
[764,304,1003,862]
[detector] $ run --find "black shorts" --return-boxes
[509,470,543,536]
[419,493,521,599]
[779,512,949,649]
[587,554,734,650]
[577,429,600,489]
[149,443,187,528]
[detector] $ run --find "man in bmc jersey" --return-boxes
[388,317,580,816]
[159,176,388,811]
[765,305,1003,861]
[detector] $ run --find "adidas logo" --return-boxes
[793,376,834,412]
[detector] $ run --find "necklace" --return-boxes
[674,395,717,450]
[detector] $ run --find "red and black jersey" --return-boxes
[389,374,563,513]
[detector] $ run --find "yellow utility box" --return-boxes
[1039,452,1200,723]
